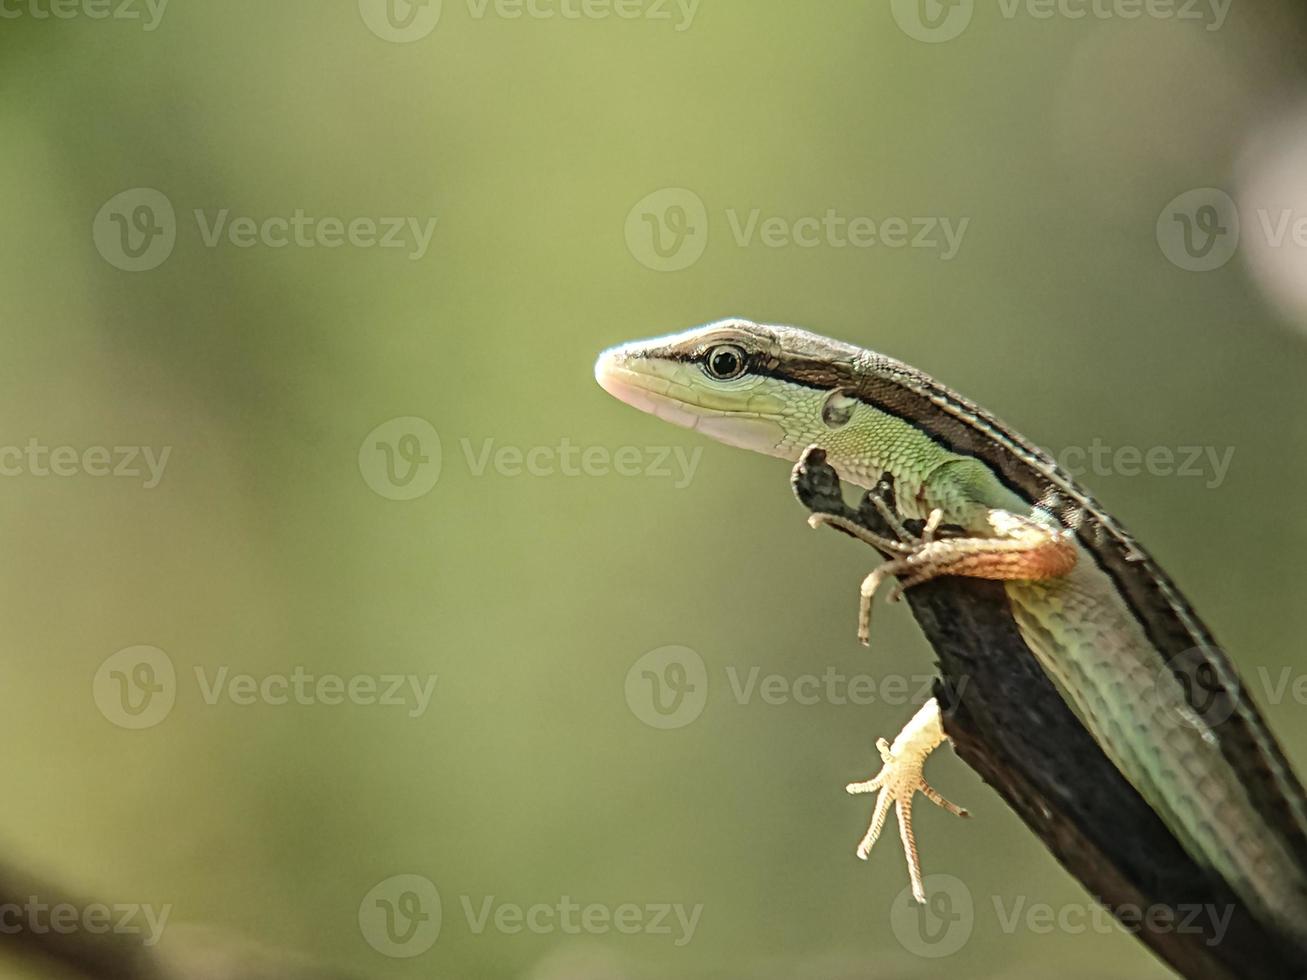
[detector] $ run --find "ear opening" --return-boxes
[821,389,858,429]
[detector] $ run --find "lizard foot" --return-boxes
[846,698,969,904]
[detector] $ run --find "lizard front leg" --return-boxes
[811,499,1077,646]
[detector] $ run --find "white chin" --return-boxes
[694,414,787,456]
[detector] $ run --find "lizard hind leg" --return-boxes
[845,699,969,904]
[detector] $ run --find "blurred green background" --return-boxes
[3,1,1307,977]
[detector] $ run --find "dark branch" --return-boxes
[790,446,1305,980]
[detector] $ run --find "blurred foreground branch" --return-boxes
[0,858,360,980]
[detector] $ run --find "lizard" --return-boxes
[593,317,1307,951]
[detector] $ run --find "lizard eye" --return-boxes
[704,344,747,381]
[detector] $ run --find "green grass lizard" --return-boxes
[594,318,1307,951]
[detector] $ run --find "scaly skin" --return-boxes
[595,318,1307,946]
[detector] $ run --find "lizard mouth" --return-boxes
[593,351,705,431]
[594,347,788,454]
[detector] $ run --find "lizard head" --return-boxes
[595,317,875,476]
